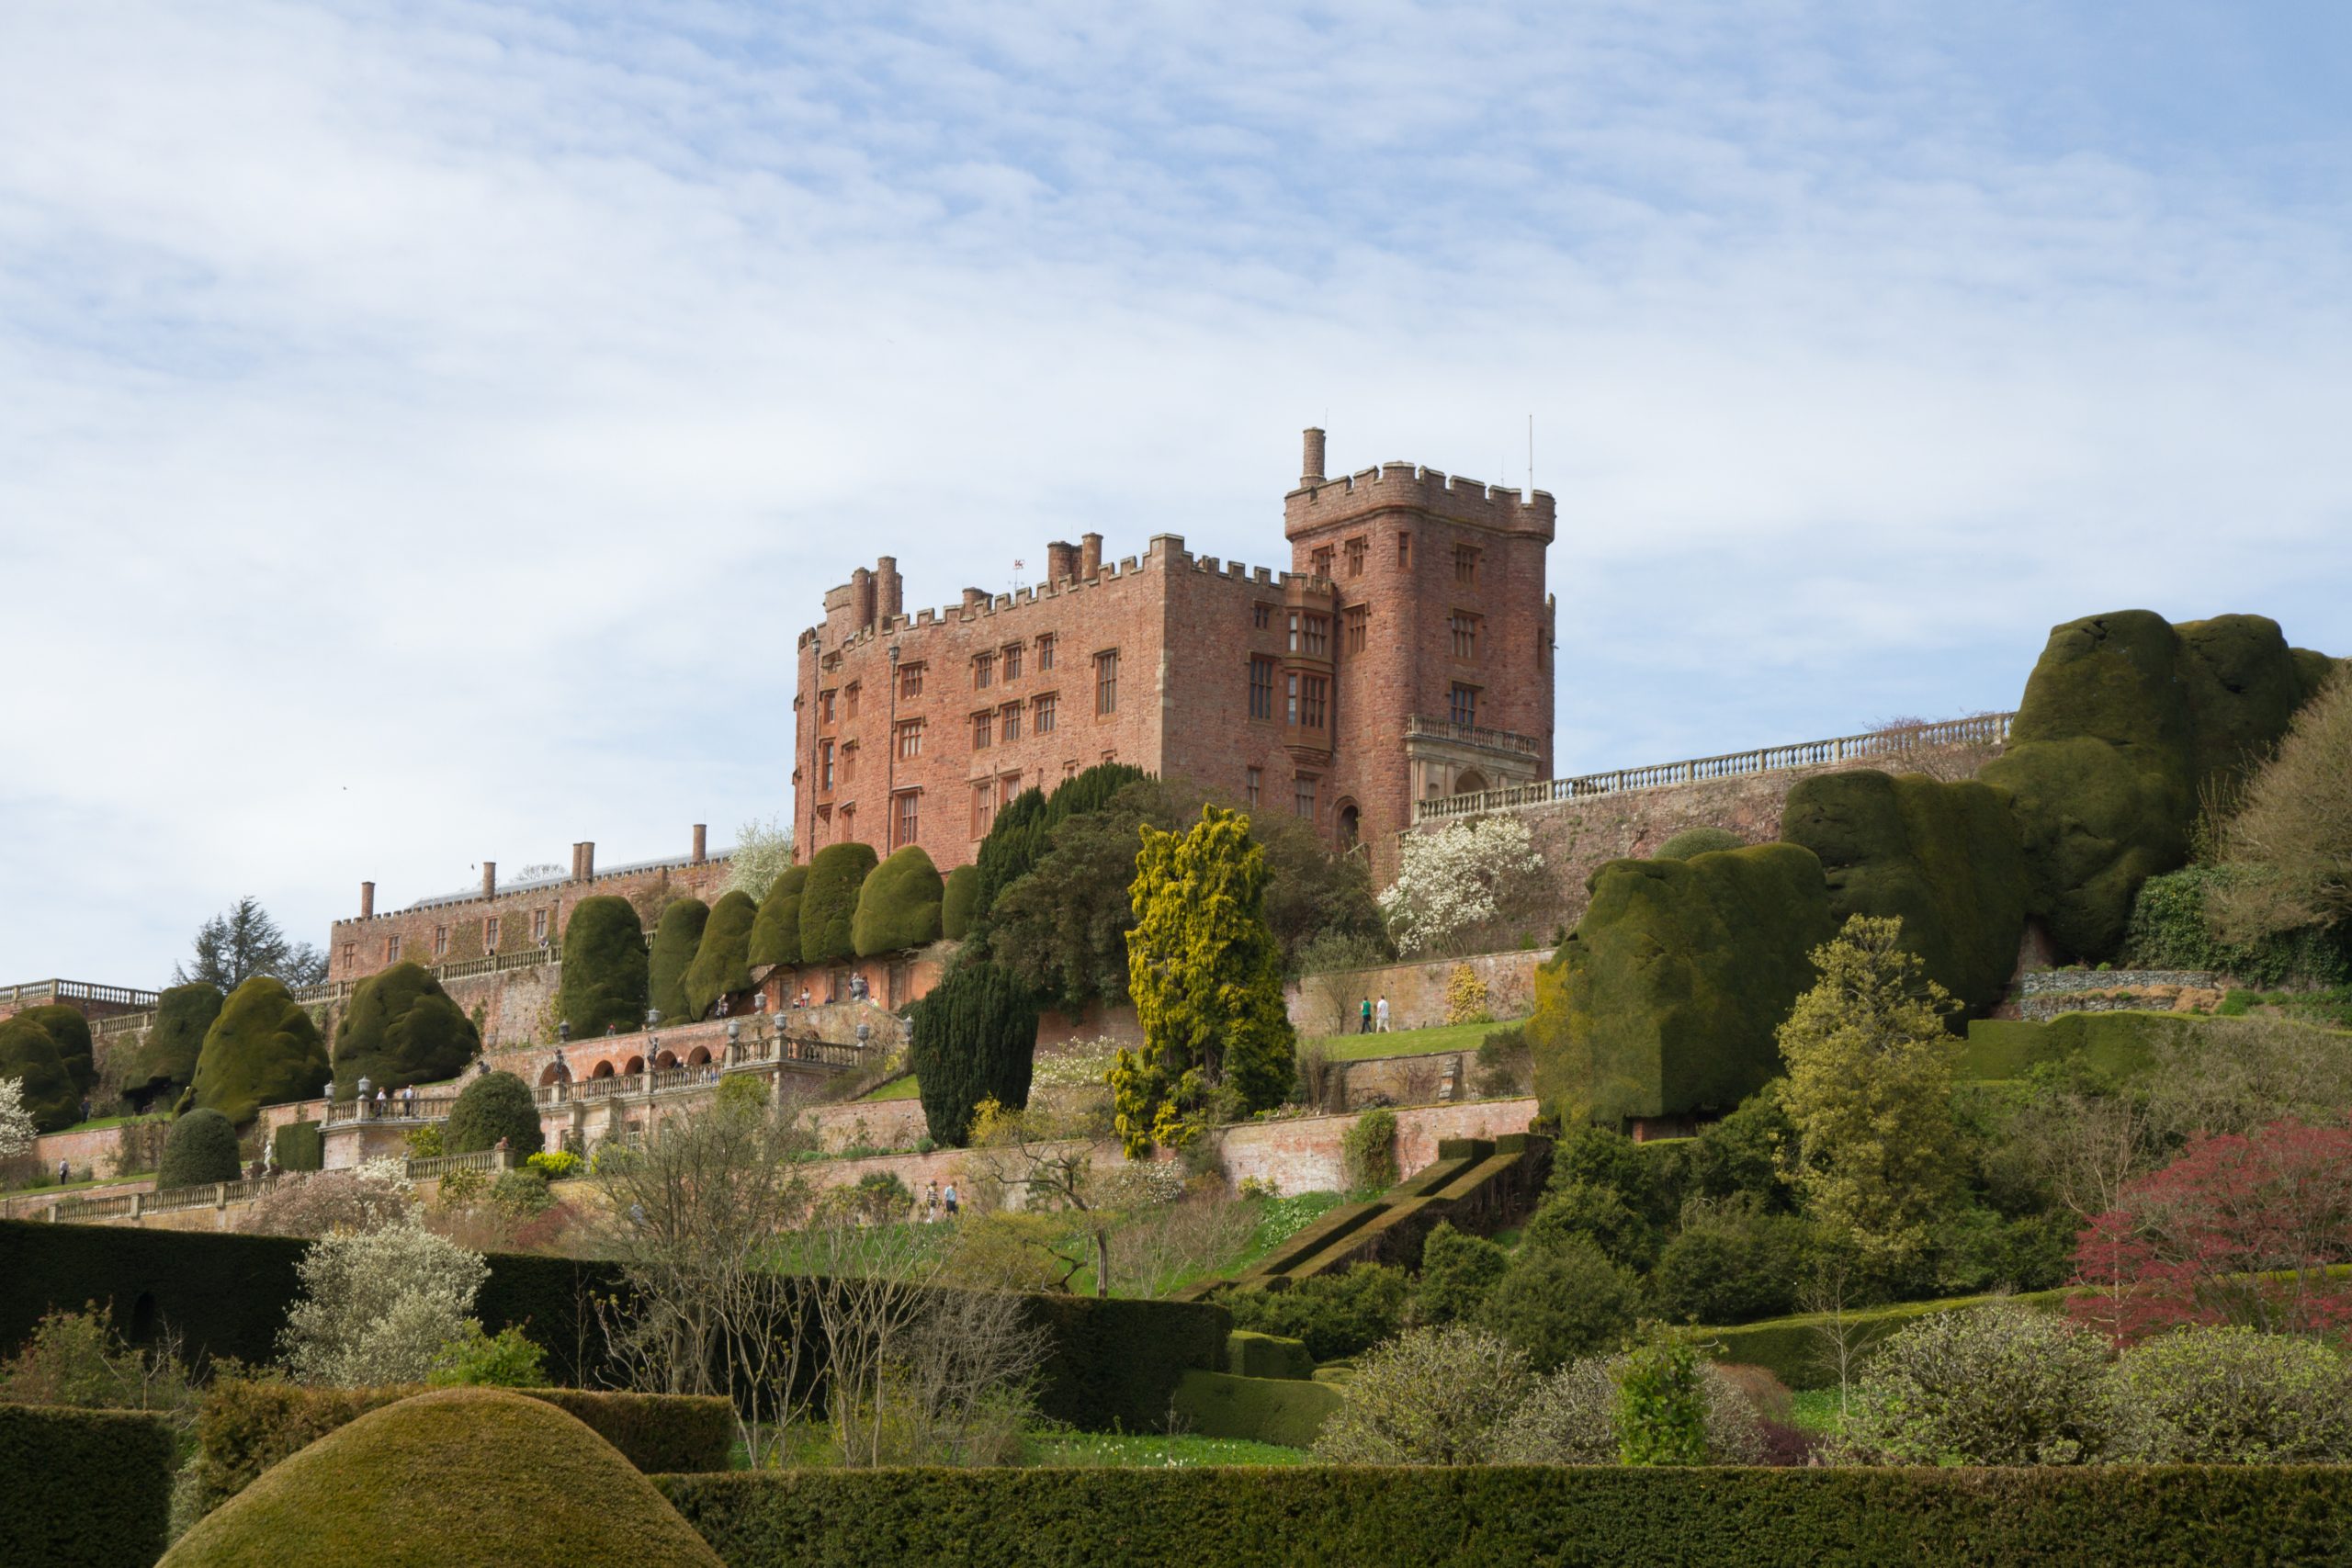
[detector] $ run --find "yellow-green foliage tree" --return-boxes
[1776,915,1962,1269]
[1110,805,1294,1154]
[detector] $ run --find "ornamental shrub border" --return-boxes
[0,1403,175,1568]
[659,1464,2352,1568]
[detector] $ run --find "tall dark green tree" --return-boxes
[331,961,481,1096]
[126,983,222,1112]
[558,896,649,1038]
[798,843,878,964]
[910,961,1041,1147]
[646,897,709,1024]
[682,890,759,1020]
[747,865,808,968]
[190,976,331,1126]
[940,865,980,942]
[175,896,327,989]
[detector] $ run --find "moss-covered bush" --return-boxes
[645,898,708,1024]
[1781,769,2030,1019]
[558,896,648,1040]
[0,1014,80,1133]
[2122,865,2351,988]
[941,864,980,941]
[681,890,758,1021]
[1220,1266,1409,1361]
[1531,844,1836,1123]
[17,1003,96,1097]
[128,983,222,1111]
[190,976,329,1127]
[1656,827,1744,860]
[1982,611,2335,962]
[332,963,479,1097]
[797,843,878,964]
[444,1071,543,1158]
[158,1108,243,1188]
[852,845,944,957]
[745,866,807,969]
[272,1119,324,1173]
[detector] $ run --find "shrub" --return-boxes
[1221,1265,1408,1360]
[1411,1222,1508,1327]
[526,1150,582,1181]
[746,865,808,968]
[682,889,759,1021]
[646,897,709,1024]
[1473,1023,1532,1098]
[1838,1303,2111,1465]
[0,1403,175,1568]
[1523,1181,1659,1273]
[18,1001,96,1097]
[940,864,981,941]
[127,983,224,1111]
[280,1222,489,1387]
[158,1109,243,1189]
[1488,1355,1767,1465]
[271,1119,323,1172]
[1340,1107,1397,1190]
[331,962,479,1097]
[1652,1201,1807,1325]
[190,976,330,1127]
[2123,865,2350,989]
[852,845,945,957]
[558,896,650,1039]
[1686,1084,1796,1208]
[0,1013,79,1132]
[798,842,879,964]
[2106,1325,2352,1461]
[910,960,1039,1146]
[1311,1325,1532,1464]
[427,1322,548,1388]
[1445,963,1491,1025]
[491,1169,553,1216]
[240,1167,412,1238]
[1614,1328,1708,1465]
[444,1071,543,1158]
[1657,827,1745,860]
[1377,815,1550,957]
[1479,1233,1640,1371]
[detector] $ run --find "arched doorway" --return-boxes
[1336,801,1361,849]
[654,1050,678,1069]
[538,1063,564,1087]
[1453,769,1488,796]
[623,1055,645,1077]
[592,1061,615,1079]
[686,1046,712,1066]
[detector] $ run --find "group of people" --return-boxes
[1355,995,1393,1033]
[920,1179,961,1222]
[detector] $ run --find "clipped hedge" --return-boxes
[445,1070,544,1159]
[647,897,710,1024]
[1227,1330,1316,1381]
[941,864,980,941]
[2123,865,2352,988]
[660,1465,2352,1567]
[797,842,878,964]
[191,976,330,1127]
[1656,827,1744,860]
[332,961,480,1097]
[0,1402,175,1568]
[682,890,759,1021]
[1532,844,1836,1122]
[0,1012,80,1132]
[271,1118,324,1173]
[129,983,223,1110]
[18,1001,97,1097]
[1171,1368,1340,1448]
[746,865,808,969]
[559,895,650,1039]
[158,1108,243,1188]
[852,844,945,957]
[1699,1286,2069,1390]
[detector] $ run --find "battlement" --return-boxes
[1284,458,1555,542]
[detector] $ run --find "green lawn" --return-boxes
[41,1112,164,1136]
[1788,1388,1848,1438]
[858,1074,922,1101]
[1023,1431,1308,1467]
[1305,1018,1520,1064]
[1,1170,154,1198]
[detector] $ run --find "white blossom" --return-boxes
[0,1077,33,1160]
[280,1219,487,1386]
[1377,816,1549,956]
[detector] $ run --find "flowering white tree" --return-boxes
[280,1219,488,1385]
[0,1077,33,1160]
[1378,816,1550,957]
[726,814,796,900]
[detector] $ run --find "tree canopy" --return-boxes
[852,846,945,957]
[0,1014,79,1133]
[127,983,222,1111]
[175,897,327,990]
[746,865,808,969]
[797,843,877,965]
[682,890,760,1020]
[910,960,1039,1146]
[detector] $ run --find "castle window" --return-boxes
[1345,536,1366,577]
[1095,649,1119,715]
[897,719,924,759]
[1294,774,1317,820]
[433,925,448,958]
[820,689,837,725]
[820,739,835,789]
[973,652,994,690]
[340,941,356,970]
[844,682,860,719]
[1311,546,1335,578]
[1398,533,1411,568]
[1299,675,1329,728]
[383,932,402,963]
[1247,766,1262,807]
[1249,656,1276,720]
[1287,611,1300,652]
[1036,634,1055,671]
[1346,605,1367,652]
[973,711,992,750]
[1001,701,1021,741]
[1286,671,1299,724]
[485,915,501,948]
[533,908,548,944]
[841,741,856,782]
[1302,615,1329,657]
[1253,603,1272,630]
[893,791,920,849]
[899,662,924,699]
[1002,642,1022,680]
[1450,683,1479,728]
[1455,544,1479,585]
[1035,692,1057,734]
[972,780,995,836]
[1451,612,1480,660]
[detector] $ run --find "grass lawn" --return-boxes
[1304,1018,1521,1064]
[2,1170,154,1198]
[42,1112,165,1135]
[1023,1431,1308,1467]
[858,1074,922,1101]
[1788,1388,1848,1438]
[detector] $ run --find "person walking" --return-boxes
[943,1181,960,1220]
[1359,997,1373,1034]
[1375,995,1391,1032]
[924,1179,940,1223]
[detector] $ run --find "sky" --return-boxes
[3,2,2349,987]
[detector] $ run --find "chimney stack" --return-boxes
[876,557,903,623]
[962,587,988,611]
[1046,540,1078,582]
[578,842,594,882]
[691,823,707,864]
[1080,533,1103,578]
[851,566,876,630]
[1301,426,1327,485]
[359,881,375,919]
[481,862,496,899]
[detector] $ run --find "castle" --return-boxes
[794,429,1558,875]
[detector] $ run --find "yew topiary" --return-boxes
[191,976,330,1127]
[798,843,878,965]
[157,1108,243,1188]
[746,865,808,969]
[17,1003,96,1097]
[646,899,708,1024]
[910,960,1039,1146]
[558,897,648,1039]
[1655,828,1744,861]
[681,890,758,1021]
[0,1014,80,1132]
[128,983,222,1111]
[941,864,980,942]
[853,846,944,957]
[333,963,480,1097]
[444,1070,543,1158]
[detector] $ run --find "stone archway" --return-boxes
[1336,801,1361,849]
[1453,769,1489,796]
[592,1062,616,1079]
[686,1045,712,1066]
[623,1055,645,1077]
[654,1050,679,1069]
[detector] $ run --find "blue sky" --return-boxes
[3,2,2348,986]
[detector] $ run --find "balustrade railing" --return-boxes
[0,978,162,1010]
[42,1148,514,1224]
[322,1092,464,1126]
[1401,715,1543,756]
[404,1148,512,1181]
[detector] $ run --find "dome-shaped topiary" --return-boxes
[941,864,980,942]
[646,899,708,1025]
[128,983,222,1111]
[681,890,759,1021]
[191,977,330,1127]
[0,1015,79,1133]
[157,1386,724,1568]
[853,846,944,957]
[445,1070,543,1158]
[746,865,808,968]
[1655,828,1745,861]
[333,962,481,1097]
[158,1107,243,1188]
[558,897,648,1040]
[798,843,877,964]
[16,1003,96,1097]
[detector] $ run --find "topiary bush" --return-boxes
[0,1014,80,1133]
[645,898,708,1024]
[190,977,329,1128]
[332,963,480,1097]
[910,960,1039,1146]
[2106,1325,2352,1462]
[558,896,649,1040]
[941,864,980,941]
[443,1072,543,1158]
[852,845,945,957]
[17,1003,96,1098]
[1651,1201,1807,1325]
[1656,827,1745,860]
[0,1402,175,1568]
[158,1109,243,1189]
[1411,1222,1508,1327]
[681,890,758,1021]
[798,843,878,964]
[745,865,808,969]
[272,1119,324,1173]
[129,983,222,1111]
[1220,1264,1409,1361]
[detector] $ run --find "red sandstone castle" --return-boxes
[794,430,1557,875]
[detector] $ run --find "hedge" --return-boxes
[941,864,980,941]
[157,1108,243,1188]
[1655,827,1744,860]
[128,983,223,1110]
[797,843,877,965]
[658,1464,2352,1567]
[18,1000,97,1097]
[851,844,944,957]
[445,1069,545,1158]
[0,1012,80,1132]
[191,976,330,1127]
[195,1379,734,1512]
[648,898,711,1024]
[331,961,480,1096]
[682,890,760,1021]
[1170,1368,1341,1448]
[560,895,650,1038]
[1226,1329,1316,1380]
[0,1403,175,1568]
[271,1118,324,1172]
[746,866,808,969]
